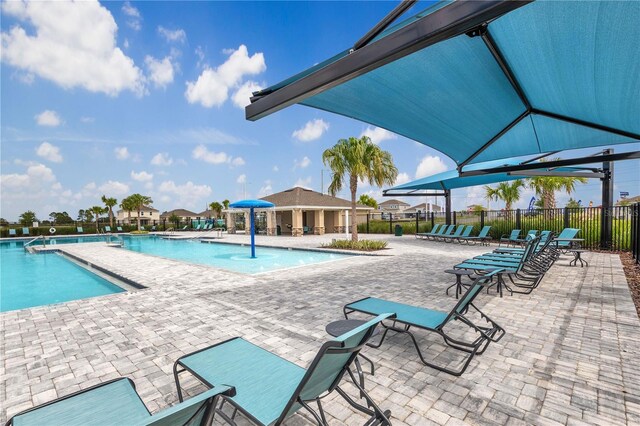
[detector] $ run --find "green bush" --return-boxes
[321,239,388,251]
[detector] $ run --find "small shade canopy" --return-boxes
[388,159,589,192]
[247,1,640,169]
[229,199,275,258]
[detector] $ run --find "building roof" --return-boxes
[159,209,198,218]
[405,202,443,212]
[259,187,372,210]
[117,205,158,214]
[378,199,410,207]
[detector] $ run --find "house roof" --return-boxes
[378,199,410,207]
[259,187,371,210]
[405,202,443,212]
[159,209,198,218]
[117,205,158,214]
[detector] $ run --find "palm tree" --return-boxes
[128,193,153,231]
[527,176,587,210]
[169,213,180,228]
[119,196,135,227]
[88,206,106,232]
[209,202,223,218]
[484,180,524,211]
[358,194,378,209]
[101,195,118,228]
[323,135,398,241]
[222,199,230,210]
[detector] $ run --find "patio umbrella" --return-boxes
[228,199,275,258]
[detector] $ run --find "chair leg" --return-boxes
[336,385,391,426]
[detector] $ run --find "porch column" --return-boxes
[292,208,303,237]
[225,211,235,234]
[244,212,251,234]
[266,210,276,236]
[336,210,344,233]
[314,209,325,235]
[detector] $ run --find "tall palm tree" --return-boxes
[209,202,223,218]
[222,199,230,210]
[484,180,524,211]
[323,135,398,241]
[128,193,153,231]
[101,195,118,228]
[89,206,106,232]
[119,196,135,227]
[527,176,587,209]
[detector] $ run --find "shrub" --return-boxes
[321,239,388,251]
[129,230,149,235]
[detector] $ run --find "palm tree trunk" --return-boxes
[350,174,358,242]
[137,208,141,231]
[109,209,114,227]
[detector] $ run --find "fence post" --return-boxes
[563,208,570,229]
[633,203,640,264]
[516,209,521,229]
[366,213,370,234]
[480,210,485,228]
[453,211,457,225]
[389,214,393,234]
[416,211,420,234]
[431,212,435,228]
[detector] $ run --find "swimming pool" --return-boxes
[123,237,352,274]
[0,241,125,312]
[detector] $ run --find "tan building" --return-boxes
[403,202,443,216]
[224,187,374,237]
[116,205,160,226]
[377,199,410,218]
[160,209,198,222]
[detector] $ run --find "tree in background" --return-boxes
[101,195,118,228]
[484,180,524,211]
[222,199,230,210]
[49,212,74,224]
[119,196,135,226]
[468,204,487,213]
[323,135,398,241]
[358,194,378,209]
[0,218,8,226]
[88,206,106,232]
[526,159,587,209]
[19,211,38,226]
[169,213,180,228]
[209,201,223,218]
[565,198,581,209]
[128,193,153,231]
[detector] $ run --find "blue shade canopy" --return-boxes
[247,1,640,168]
[229,199,275,209]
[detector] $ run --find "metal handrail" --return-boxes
[105,233,124,246]
[24,235,46,251]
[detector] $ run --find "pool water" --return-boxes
[124,237,352,274]
[0,242,124,312]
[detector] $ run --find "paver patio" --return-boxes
[1,234,639,425]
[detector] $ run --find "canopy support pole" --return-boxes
[352,0,417,51]
[250,207,256,258]
[600,149,614,250]
[445,190,452,225]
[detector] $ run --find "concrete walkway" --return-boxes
[1,234,639,425]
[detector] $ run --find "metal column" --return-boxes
[445,190,452,225]
[600,149,614,249]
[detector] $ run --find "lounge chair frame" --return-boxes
[344,273,504,376]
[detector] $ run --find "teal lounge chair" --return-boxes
[8,229,16,237]
[174,314,394,426]
[416,223,440,239]
[453,225,474,243]
[439,224,465,242]
[22,227,30,236]
[6,377,234,426]
[499,229,521,247]
[77,227,84,234]
[459,226,492,245]
[104,226,112,233]
[552,228,581,251]
[435,224,457,241]
[427,224,453,240]
[117,226,124,232]
[344,271,505,376]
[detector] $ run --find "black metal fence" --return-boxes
[632,203,640,264]
[360,205,638,252]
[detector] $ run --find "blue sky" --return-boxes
[1,1,638,222]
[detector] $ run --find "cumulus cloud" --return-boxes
[292,119,329,142]
[360,126,397,145]
[131,170,153,182]
[99,180,129,196]
[394,172,410,186]
[273,165,279,172]
[36,142,63,163]
[185,45,266,108]
[236,174,246,184]
[294,156,311,169]
[1,1,145,96]
[122,1,141,31]
[115,147,130,160]
[34,110,62,127]
[158,180,212,208]
[80,116,95,123]
[258,180,273,197]
[145,56,174,88]
[151,152,173,166]
[192,144,244,166]
[415,155,448,179]
[231,80,263,109]
[294,176,312,189]
[1,163,56,190]
[158,26,186,43]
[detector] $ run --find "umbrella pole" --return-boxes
[250,207,256,258]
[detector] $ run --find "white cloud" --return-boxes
[360,126,397,145]
[80,116,95,123]
[394,172,410,186]
[158,180,212,209]
[185,45,266,108]
[258,180,273,197]
[115,147,130,160]
[415,155,448,179]
[151,152,173,166]
[158,26,186,43]
[294,156,311,169]
[192,145,244,167]
[35,142,63,163]
[34,110,61,127]
[1,1,145,96]
[131,170,153,182]
[99,180,129,196]
[292,119,329,142]
[236,174,246,184]
[273,165,279,172]
[294,176,312,189]
[122,2,141,31]
[145,56,174,88]
[1,163,56,191]
[231,80,263,109]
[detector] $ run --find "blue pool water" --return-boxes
[0,241,124,312]
[123,237,352,274]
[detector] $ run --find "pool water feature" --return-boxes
[124,237,352,274]
[1,241,125,312]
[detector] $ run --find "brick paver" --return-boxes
[1,234,638,425]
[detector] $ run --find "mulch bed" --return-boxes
[620,252,640,319]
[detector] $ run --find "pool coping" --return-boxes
[198,238,391,257]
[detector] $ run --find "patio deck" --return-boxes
[1,235,638,425]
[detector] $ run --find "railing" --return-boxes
[23,235,46,252]
[104,234,124,246]
[361,205,636,252]
[632,203,640,264]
